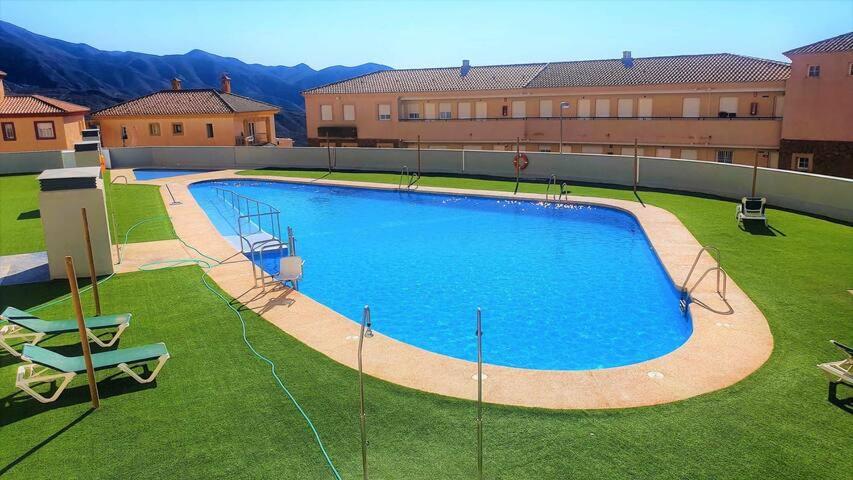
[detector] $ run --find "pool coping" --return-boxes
[115,168,774,410]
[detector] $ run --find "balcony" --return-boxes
[395,116,783,148]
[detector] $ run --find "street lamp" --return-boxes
[559,102,571,154]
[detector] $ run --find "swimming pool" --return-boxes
[133,168,213,180]
[190,179,692,370]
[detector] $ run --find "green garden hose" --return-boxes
[27,215,343,480]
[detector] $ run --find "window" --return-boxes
[577,99,591,118]
[656,148,672,158]
[682,97,701,117]
[320,104,333,121]
[34,121,56,140]
[172,123,184,135]
[1,122,16,141]
[680,149,698,160]
[719,97,738,115]
[343,105,355,121]
[511,101,526,118]
[716,150,733,163]
[807,65,820,77]
[539,144,552,152]
[121,126,128,140]
[425,103,436,119]
[794,153,813,172]
[378,104,391,120]
[149,123,161,136]
[439,103,452,119]
[617,99,633,118]
[539,100,552,118]
[774,95,785,117]
[594,99,610,117]
[458,102,471,119]
[407,103,421,119]
[475,102,487,119]
[849,63,853,76]
[501,105,508,117]
[206,123,214,138]
[638,98,653,118]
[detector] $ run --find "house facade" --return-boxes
[92,75,281,148]
[0,71,89,152]
[303,53,789,167]
[779,32,853,178]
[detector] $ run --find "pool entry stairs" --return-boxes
[214,187,295,286]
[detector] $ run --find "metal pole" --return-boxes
[66,256,100,409]
[476,307,483,480]
[633,138,639,193]
[80,208,101,316]
[751,149,758,197]
[327,133,332,173]
[560,109,564,155]
[358,305,373,480]
[514,137,521,194]
[417,134,421,177]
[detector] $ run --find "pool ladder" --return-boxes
[398,166,420,191]
[679,245,728,313]
[545,174,570,202]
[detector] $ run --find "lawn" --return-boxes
[0,169,850,479]
[0,172,175,256]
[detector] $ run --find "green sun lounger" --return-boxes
[0,306,131,357]
[16,342,170,403]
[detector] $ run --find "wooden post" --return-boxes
[633,138,639,193]
[65,256,100,409]
[417,135,421,177]
[81,208,101,316]
[751,149,759,197]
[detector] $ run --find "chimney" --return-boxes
[622,51,633,68]
[171,77,182,90]
[0,70,6,103]
[461,59,471,77]
[221,73,232,94]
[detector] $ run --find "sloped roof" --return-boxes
[303,64,547,94]
[0,94,89,115]
[304,53,790,95]
[784,31,853,56]
[92,89,279,117]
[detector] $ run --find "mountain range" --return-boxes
[0,20,391,144]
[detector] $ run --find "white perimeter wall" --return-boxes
[89,146,853,223]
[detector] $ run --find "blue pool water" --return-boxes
[190,179,692,370]
[133,168,213,180]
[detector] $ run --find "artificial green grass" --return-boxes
[0,171,851,479]
[0,172,175,256]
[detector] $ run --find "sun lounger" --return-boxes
[736,197,767,226]
[16,342,170,403]
[0,307,131,357]
[818,340,853,401]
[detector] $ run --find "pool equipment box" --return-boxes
[38,167,114,279]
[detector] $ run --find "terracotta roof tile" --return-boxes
[0,94,89,115]
[92,89,279,117]
[784,31,853,56]
[304,54,790,95]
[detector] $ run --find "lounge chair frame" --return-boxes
[736,196,767,226]
[0,309,130,357]
[818,340,853,401]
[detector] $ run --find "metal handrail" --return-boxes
[687,266,728,302]
[165,183,181,205]
[545,174,557,201]
[407,171,420,190]
[679,245,722,311]
[111,175,128,184]
[559,182,570,202]
[398,166,409,190]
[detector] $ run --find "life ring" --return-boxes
[513,153,529,170]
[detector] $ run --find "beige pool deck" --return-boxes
[112,167,773,409]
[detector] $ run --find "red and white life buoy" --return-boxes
[513,153,529,171]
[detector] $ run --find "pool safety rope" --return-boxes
[28,215,344,480]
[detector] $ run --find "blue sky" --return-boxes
[1,0,851,69]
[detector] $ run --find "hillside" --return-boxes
[0,21,390,144]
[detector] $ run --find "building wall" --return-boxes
[304,80,786,163]
[0,114,85,152]
[781,50,853,141]
[780,139,853,178]
[94,112,276,148]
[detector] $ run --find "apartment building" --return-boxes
[779,32,853,178]
[92,75,281,148]
[303,52,789,166]
[0,71,89,152]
